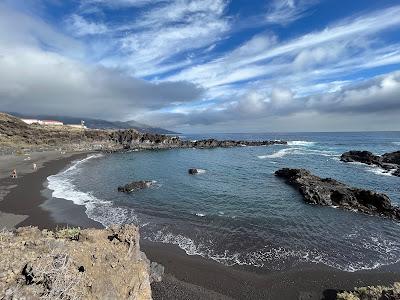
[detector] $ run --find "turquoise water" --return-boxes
[47,132,400,271]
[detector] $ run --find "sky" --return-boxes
[0,0,400,133]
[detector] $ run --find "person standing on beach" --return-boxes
[33,163,37,171]
[11,169,17,178]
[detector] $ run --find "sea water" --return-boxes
[47,132,400,272]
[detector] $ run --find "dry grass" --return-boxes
[337,282,400,300]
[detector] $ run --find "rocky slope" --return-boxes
[0,112,286,153]
[336,282,400,300]
[275,168,400,221]
[341,150,400,177]
[0,225,162,299]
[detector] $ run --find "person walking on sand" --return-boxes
[11,169,17,178]
[33,163,37,171]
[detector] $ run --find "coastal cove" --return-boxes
[1,132,400,298]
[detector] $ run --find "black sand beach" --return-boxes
[0,154,399,299]
[0,152,101,229]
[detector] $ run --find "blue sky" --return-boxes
[0,0,400,132]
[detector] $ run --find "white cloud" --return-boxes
[0,3,203,120]
[265,0,318,25]
[66,14,109,36]
[79,0,160,8]
[135,71,400,129]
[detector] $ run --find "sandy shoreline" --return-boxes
[0,152,399,299]
[0,151,100,229]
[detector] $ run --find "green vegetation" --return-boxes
[55,227,81,241]
[337,282,400,300]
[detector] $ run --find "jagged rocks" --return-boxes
[275,168,400,221]
[0,225,155,299]
[118,181,154,193]
[340,151,382,165]
[340,150,400,177]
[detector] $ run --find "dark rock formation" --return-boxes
[118,180,154,193]
[0,112,287,153]
[275,168,400,221]
[341,150,400,177]
[382,151,400,165]
[188,168,199,175]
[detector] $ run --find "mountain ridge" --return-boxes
[8,112,178,135]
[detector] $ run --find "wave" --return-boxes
[393,142,400,145]
[345,161,395,177]
[287,141,316,146]
[258,147,337,159]
[195,212,206,217]
[146,230,399,272]
[47,154,137,227]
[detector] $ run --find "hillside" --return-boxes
[8,112,178,134]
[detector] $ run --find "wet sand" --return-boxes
[143,241,400,300]
[0,151,399,299]
[0,151,101,229]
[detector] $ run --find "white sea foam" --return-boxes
[367,167,395,177]
[258,147,336,159]
[195,213,206,217]
[196,169,206,174]
[47,153,137,227]
[147,230,398,272]
[393,142,400,145]
[287,141,316,146]
[345,161,395,177]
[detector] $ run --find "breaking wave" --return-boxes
[146,230,400,272]
[47,154,137,227]
[258,147,337,159]
[287,141,316,146]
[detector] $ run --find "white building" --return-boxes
[41,120,64,126]
[21,119,63,126]
[21,119,41,125]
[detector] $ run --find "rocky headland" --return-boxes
[0,112,286,154]
[275,168,400,221]
[0,225,162,299]
[340,150,400,177]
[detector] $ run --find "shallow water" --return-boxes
[47,132,400,272]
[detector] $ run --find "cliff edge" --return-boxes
[0,225,160,299]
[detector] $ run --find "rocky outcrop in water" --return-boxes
[275,168,400,221]
[0,225,157,299]
[340,150,400,177]
[118,180,154,193]
[188,168,199,175]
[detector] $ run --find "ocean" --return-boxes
[46,132,400,272]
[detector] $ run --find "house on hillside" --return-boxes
[41,120,64,126]
[21,119,64,126]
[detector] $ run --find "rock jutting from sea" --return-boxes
[118,180,155,193]
[340,150,400,177]
[275,168,400,221]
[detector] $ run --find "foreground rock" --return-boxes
[275,168,400,221]
[341,150,400,177]
[0,225,161,299]
[118,180,154,193]
[335,282,400,300]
